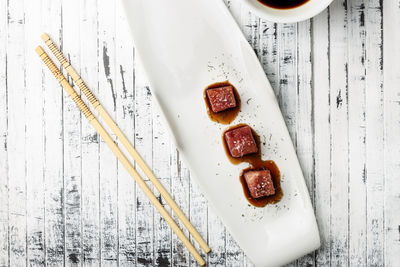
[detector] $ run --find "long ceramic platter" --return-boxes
[121,0,320,266]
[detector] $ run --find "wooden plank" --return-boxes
[25,0,45,265]
[61,0,83,265]
[225,231,243,267]
[277,21,298,267]
[365,0,385,265]
[296,18,315,266]
[296,18,313,211]
[207,207,226,267]
[347,0,367,265]
[240,9,260,59]
[115,1,137,265]
[312,7,332,267]
[42,1,65,266]
[152,95,172,265]
[170,151,189,267]
[79,0,101,266]
[383,0,400,266]
[7,0,27,265]
[277,22,297,144]
[97,0,119,264]
[329,0,349,265]
[134,60,154,266]
[0,0,8,266]
[259,20,278,96]
[189,172,209,267]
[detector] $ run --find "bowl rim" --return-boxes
[241,0,334,23]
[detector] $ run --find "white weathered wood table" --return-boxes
[0,0,399,266]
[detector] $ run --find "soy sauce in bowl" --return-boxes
[258,0,309,9]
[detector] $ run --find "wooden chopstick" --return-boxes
[41,33,211,255]
[41,33,211,253]
[35,46,206,266]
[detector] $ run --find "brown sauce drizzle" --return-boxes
[257,0,309,9]
[222,124,282,207]
[204,81,241,124]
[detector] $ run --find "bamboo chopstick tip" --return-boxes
[35,46,45,56]
[41,33,50,42]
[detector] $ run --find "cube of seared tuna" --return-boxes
[206,86,236,113]
[244,169,275,198]
[224,125,258,157]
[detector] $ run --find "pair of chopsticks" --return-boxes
[36,33,210,266]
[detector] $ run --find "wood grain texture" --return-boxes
[348,0,366,266]
[329,1,350,266]
[313,7,331,267]
[62,0,83,265]
[0,0,8,266]
[7,0,27,265]
[0,0,398,266]
[42,1,64,266]
[115,1,137,266]
[97,0,119,265]
[79,0,101,266]
[295,18,314,267]
[170,151,189,267]
[25,1,45,266]
[383,1,400,266]
[365,1,384,265]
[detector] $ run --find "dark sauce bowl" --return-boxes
[241,0,334,23]
[257,0,309,10]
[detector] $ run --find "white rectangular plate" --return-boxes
[121,0,320,266]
